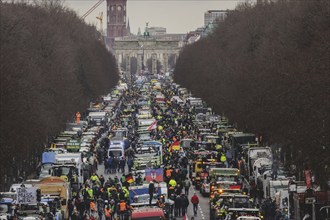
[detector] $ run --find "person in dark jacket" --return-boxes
[148,181,155,206]
[175,195,182,217]
[181,193,189,216]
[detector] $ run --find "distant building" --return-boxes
[256,0,279,4]
[148,27,167,36]
[106,0,129,50]
[204,10,228,27]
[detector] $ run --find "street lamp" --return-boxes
[140,44,145,73]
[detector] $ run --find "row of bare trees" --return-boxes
[0,1,119,190]
[174,1,329,187]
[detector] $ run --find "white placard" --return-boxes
[16,187,38,204]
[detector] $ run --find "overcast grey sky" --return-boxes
[64,0,245,34]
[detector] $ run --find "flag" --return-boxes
[126,174,134,183]
[146,168,164,182]
[147,120,157,131]
[229,185,241,190]
[170,141,181,152]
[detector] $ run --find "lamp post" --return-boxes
[140,44,144,75]
[141,22,149,74]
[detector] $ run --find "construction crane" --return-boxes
[96,12,104,34]
[81,0,104,20]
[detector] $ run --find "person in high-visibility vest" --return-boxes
[122,187,129,200]
[75,112,81,124]
[85,186,94,200]
[169,178,177,188]
[90,200,97,212]
[220,153,227,167]
[90,173,100,184]
[166,168,173,178]
[59,175,68,182]
[104,205,112,220]
[215,144,222,151]
[118,200,127,220]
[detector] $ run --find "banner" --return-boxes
[147,120,157,131]
[145,168,163,182]
[16,187,38,204]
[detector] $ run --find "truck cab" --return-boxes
[0,194,15,219]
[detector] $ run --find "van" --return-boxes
[108,145,125,159]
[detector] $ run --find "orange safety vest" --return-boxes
[119,202,127,211]
[166,169,172,177]
[90,201,96,211]
[104,208,111,217]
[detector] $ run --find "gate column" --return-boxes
[152,53,157,74]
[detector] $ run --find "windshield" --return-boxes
[109,150,122,157]
[53,166,74,176]
[19,204,39,211]
[216,176,237,182]
[42,164,52,170]
[233,135,256,145]
[0,204,9,213]
[233,197,250,208]
[60,167,71,175]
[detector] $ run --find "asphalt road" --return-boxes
[96,162,211,220]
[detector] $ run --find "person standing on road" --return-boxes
[119,156,126,173]
[175,194,182,217]
[183,178,191,195]
[99,174,105,187]
[191,193,199,216]
[127,157,133,172]
[182,193,189,216]
[148,181,155,206]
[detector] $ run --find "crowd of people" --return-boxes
[65,80,204,220]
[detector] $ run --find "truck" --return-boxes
[247,147,272,177]
[0,192,16,219]
[37,177,71,219]
[129,182,168,206]
[229,133,257,160]
[263,177,290,200]
[192,159,222,190]
[88,111,109,126]
[207,168,241,198]
[51,153,83,195]
[39,152,56,179]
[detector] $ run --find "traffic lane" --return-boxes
[191,185,210,220]
[175,185,209,220]
[97,164,211,220]
[96,161,128,182]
